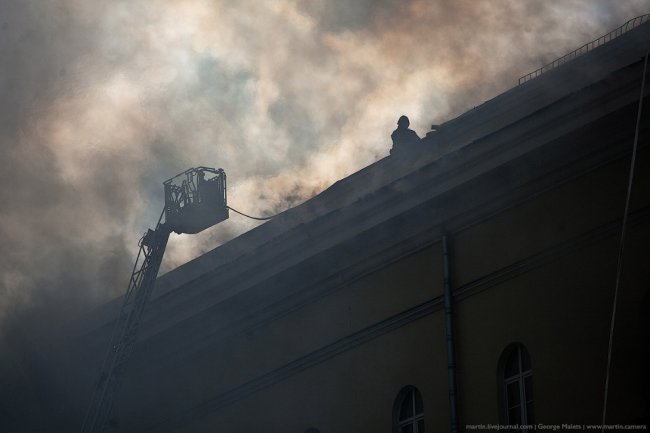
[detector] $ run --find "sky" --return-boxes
[0,0,648,420]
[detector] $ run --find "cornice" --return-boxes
[140,204,650,433]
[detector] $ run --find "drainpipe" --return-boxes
[442,234,459,433]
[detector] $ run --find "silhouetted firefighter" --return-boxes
[390,115,420,154]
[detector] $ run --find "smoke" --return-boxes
[0,0,648,428]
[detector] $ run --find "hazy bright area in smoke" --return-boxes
[0,0,648,325]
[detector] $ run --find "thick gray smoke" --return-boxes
[0,0,647,428]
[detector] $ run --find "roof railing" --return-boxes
[518,14,650,85]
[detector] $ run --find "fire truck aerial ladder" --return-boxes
[81,167,229,433]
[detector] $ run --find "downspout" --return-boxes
[442,234,459,433]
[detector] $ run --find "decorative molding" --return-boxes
[142,205,650,433]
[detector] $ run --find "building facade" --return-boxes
[67,17,650,433]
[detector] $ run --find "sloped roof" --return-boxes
[84,17,650,342]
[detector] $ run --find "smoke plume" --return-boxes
[0,0,647,428]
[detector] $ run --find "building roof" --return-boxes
[80,15,650,371]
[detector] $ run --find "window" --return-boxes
[499,343,534,427]
[393,386,425,433]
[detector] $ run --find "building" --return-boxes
[65,15,650,433]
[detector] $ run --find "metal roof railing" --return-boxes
[518,14,650,85]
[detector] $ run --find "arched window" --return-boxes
[499,343,534,426]
[393,386,424,433]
